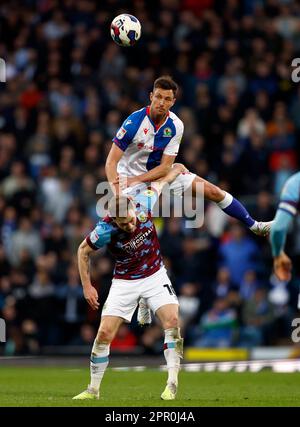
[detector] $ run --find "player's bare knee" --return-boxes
[164,317,179,330]
[97,327,114,344]
[205,183,224,202]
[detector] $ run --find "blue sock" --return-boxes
[217,192,255,228]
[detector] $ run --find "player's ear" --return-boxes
[150,91,153,102]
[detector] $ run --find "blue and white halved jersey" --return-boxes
[112,106,184,177]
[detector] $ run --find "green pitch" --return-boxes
[0,366,300,406]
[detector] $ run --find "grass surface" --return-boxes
[0,367,299,406]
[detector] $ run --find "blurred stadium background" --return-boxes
[0,0,300,366]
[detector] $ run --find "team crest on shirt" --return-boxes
[90,230,99,244]
[116,127,127,139]
[143,189,155,197]
[163,127,172,137]
[137,211,147,222]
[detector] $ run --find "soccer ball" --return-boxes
[110,14,141,47]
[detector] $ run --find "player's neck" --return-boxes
[149,109,167,128]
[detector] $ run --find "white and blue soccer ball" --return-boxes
[110,14,141,47]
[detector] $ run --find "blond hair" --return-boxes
[108,195,135,218]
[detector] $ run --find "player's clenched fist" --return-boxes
[83,285,99,310]
[273,252,292,282]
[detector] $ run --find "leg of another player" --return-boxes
[155,304,183,400]
[73,316,123,400]
[191,176,272,236]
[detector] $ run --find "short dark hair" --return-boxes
[153,75,178,97]
[108,195,135,218]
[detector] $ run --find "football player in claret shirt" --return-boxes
[106,75,273,237]
[73,164,187,401]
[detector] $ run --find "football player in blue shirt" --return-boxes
[106,75,272,237]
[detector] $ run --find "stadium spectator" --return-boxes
[9,217,43,267]
[213,267,236,299]
[111,324,138,352]
[177,282,200,335]
[240,287,275,346]
[218,223,260,286]
[55,267,86,344]
[191,297,238,348]
[239,270,261,301]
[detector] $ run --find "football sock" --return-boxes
[89,340,110,392]
[163,328,182,386]
[217,191,255,228]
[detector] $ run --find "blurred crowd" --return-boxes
[1,0,300,355]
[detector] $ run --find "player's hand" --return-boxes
[113,175,120,185]
[273,252,292,282]
[83,285,99,310]
[172,163,189,174]
[114,175,141,189]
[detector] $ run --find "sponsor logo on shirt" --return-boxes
[136,141,153,151]
[135,140,164,152]
[90,230,99,244]
[116,127,127,139]
[122,226,153,252]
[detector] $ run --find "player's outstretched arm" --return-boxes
[270,209,293,258]
[77,239,99,310]
[105,144,124,195]
[270,209,294,281]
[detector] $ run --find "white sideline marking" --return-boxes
[110,359,300,373]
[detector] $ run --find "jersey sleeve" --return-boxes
[270,172,300,257]
[278,172,300,217]
[86,221,113,250]
[270,209,293,257]
[163,119,184,156]
[112,111,140,152]
[134,187,159,213]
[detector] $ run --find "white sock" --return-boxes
[164,328,181,386]
[90,340,110,392]
[217,191,233,209]
[250,221,258,230]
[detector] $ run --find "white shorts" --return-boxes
[101,267,179,322]
[169,172,196,196]
[123,172,196,198]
